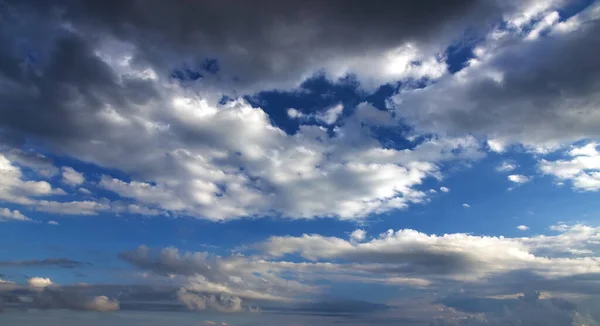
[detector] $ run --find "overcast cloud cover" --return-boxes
[1,0,600,325]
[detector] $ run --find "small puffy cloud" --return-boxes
[440,187,450,193]
[517,225,529,231]
[28,277,53,288]
[47,220,59,226]
[350,229,367,242]
[496,161,518,172]
[61,167,85,186]
[287,108,303,119]
[508,174,531,184]
[487,139,506,153]
[462,203,470,208]
[315,104,344,125]
[78,188,92,195]
[0,208,31,222]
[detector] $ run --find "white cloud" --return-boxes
[508,174,531,184]
[517,225,529,231]
[315,104,344,125]
[540,142,600,191]
[0,154,63,205]
[0,208,31,222]
[61,167,85,186]
[47,220,59,226]
[496,161,518,172]
[350,229,367,242]
[287,108,303,119]
[487,139,506,153]
[28,277,53,288]
[462,203,470,208]
[440,187,450,193]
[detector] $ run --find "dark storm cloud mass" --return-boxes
[0,258,90,269]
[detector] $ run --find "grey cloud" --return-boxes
[3,148,58,177]
[394,3,600,148]
[437,293,598,326]
[25,0,513,93]
[34,288,119,312]
[0,258,90,269]
[119,246,318,302]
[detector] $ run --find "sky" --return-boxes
[1,0,600,325]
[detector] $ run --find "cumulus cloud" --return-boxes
[28,277,54,288]
[47,220,59,225]
[440,187,450,193]
[393,2,600,150]
[315,104,344,125]
[540,142,600,191]
[496,161,518,172]
[508,174,531,184]
[462,203,470,208]
[350,229,367,242]
[0,208,30,222]
[61,167,85,186]
[517,225,529,231]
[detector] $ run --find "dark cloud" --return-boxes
[0,258,90,269]
[13,0,513,93]
[33,287,119,312]
[437,293,598,326]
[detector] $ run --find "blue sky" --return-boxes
[1,0,600,325]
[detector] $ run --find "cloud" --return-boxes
[28,277,54,288]
[496,161,518,172]
[0,258,89,269]
[517,225,529,231]
[9,0,522,94]
[47,220,59,226]
[3,149,59,177]
[393,2,600,150]
[0,208,30,222]
[462,203,470,208]
[315,104,344,125]
[350,229,367,242]
[0,154,64,205]
[508,174,531,184]
[34,288,119,312]
[61,167,85,186]
[259,225,600,282]
[440,187,450,193]
[540,142,600,191]
[119,245,318,302]
[436,292,598,326]
[177,289,243,313]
